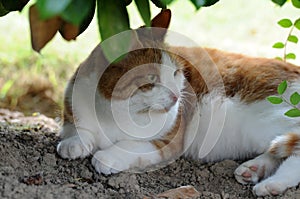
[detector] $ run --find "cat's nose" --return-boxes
[170,93,178,103]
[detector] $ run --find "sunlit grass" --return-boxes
[0,0,299,117]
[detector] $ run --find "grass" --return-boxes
[0,0,299,118]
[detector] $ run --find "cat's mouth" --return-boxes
[138,94,178,114]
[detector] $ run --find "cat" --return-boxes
[57,9,300,196]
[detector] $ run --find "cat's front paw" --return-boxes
[234,161,264,184]
[234,154,279,185]
[57,135,94,159]
[92,151,128,175]
[253,180,287,196]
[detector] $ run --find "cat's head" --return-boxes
[99,9,186,114]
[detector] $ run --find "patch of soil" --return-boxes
[0,109,299,199]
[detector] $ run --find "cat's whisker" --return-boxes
[181,91,195,97]
[180,99,193,109]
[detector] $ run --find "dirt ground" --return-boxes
[0,109,300,199]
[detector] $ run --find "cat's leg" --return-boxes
[234,153,281,184]
[91,140,163,175]
[57,124,96,159]
[252,133,300,196]
[57,77,99,159]
[235,133,300,185]
[91,137,183,175]
[91,114,185,175]
[253,155,300,196]
[235,133,300,196]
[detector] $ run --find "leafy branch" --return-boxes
[272,0,300,61]
[272,18,300,61]
[267,1,300,118]
[0,0,220,52]
[0,0,298,52]
[267,80,300,117]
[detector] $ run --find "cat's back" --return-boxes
[206,48,300,102]
[171,46,300,102]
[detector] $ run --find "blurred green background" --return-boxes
[0,0,299,118]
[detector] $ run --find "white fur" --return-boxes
[92,140,162,175]
[184,83,300,161]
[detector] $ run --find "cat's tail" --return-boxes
[268,133,300,158]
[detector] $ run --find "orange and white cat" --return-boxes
[57,10,300,196]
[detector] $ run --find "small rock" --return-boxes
[155,185,201,199]
[21,173,43,185]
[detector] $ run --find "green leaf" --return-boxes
[271,0,288,6]
[97,0,130,40]
[285,53,296,60]
[2,0,30,11]
[125,0,133,6]
[272,42,285,49]
[135,0,151,27]
[290,92,300,105]
[267,96,283,104]
[61,0,95,25]
[278,80,288,95]
[190,0,219,9]
[150,0,166,8]
[285,108,300,117]
[97,0,130,63]
[294,19,300,31]
[78,0,96,34]
[275,56,283,61]
[292,0,300,8]
[287,35,298,43]
[277,18,293,28]
[36,0,72,19]
[0,1,10,17]
[160,0,174,5]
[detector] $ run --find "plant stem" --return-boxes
[281,95,299,110]
[283,25,295,62]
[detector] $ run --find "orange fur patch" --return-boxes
[269,133,300,157]
[269,144,278,156]
[151,109,186,159]
[286,133,300,155]
[98,48,162,100]
[170,47,300,103]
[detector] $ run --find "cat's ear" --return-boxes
[151,9,171,30]
[127,9,172,51]
[150,9,171,40]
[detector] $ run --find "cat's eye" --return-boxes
[174,69,181,76]
[147,74,158,83]
[139,83,154,92]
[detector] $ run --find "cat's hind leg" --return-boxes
[234,153,281,184]
[235,133,300,196]
[253,155,300,196]
[253,133,300,196]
